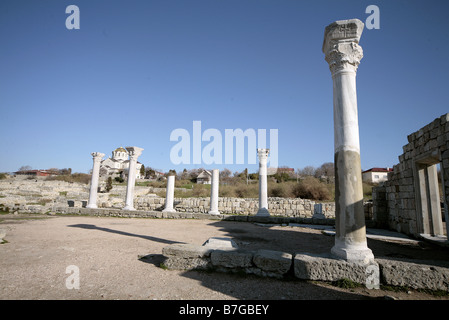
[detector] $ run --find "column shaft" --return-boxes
[209,169,220,215]
[163,175,176,213]
[323,19,373,263]
[87,152,105,209]
[256,149,270,216]
[123,147,143,211]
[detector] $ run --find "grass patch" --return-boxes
[46,173,91,184]
[418,288,449,297]
[159,263,169,270]
[380,284,449,297]
[59,191,68,196]
[331,278,363,289]
[135,181,153,187]
[27,199,53,206]
[380,284,409,293]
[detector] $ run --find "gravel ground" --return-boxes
[1,214,449,301]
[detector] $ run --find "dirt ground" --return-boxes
[1,213,449,301]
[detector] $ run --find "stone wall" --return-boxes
[134,196,335,218]
[372,113,449,237]
[1,177,372,220]
[4,174,398,223]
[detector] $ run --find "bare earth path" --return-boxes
[1,214,449,301]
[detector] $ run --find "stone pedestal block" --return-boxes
[294,253,379,289]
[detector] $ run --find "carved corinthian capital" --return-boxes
[91,152,105,162]
[257,148,270,161]
[322,19,364,74]
[125,146,143,161]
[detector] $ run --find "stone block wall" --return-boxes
[0,176,338,219]
[2,176,389,222]
[372,113,449,237]
[134,196,336,219]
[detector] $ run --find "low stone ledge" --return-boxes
[253,249,292,275]
[377,258,449,291]
[163,256,212,271]
[211,249,254,268]
[202,237,238,249]
[294,253,380,288]
[161,243,213,270]
[162,243,213,259]
[161,242,293,279]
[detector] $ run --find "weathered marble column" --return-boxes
[163,174,176,213]
[123,146,143,211]
[323,19,374,263]
[256,148,270,216]
[86,152,105,209]
[209,169,220,215]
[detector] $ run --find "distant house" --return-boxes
[267,167,295,176]
[362,168,393,183]
[196,170,212,184]
[154,171,165,179]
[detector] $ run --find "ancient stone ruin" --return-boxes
[2,18,448,294]
[373,113,449,240]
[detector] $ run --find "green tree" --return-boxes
[140,164,145,178]
[274,172,289,183]
[105,177,113,192]
[146,168,156,179]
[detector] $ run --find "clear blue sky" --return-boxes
[0,0,448,174]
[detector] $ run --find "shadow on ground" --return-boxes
[209,220,449,266]
[67,223,183,245]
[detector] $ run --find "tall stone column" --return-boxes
[123,146,143,211]
[163,174,176,213]
[209,169,220,215]
[323,19,374,263]
[87,152,105,209]
[256,148,270,216]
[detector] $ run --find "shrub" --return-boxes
[363,182,374,199]
[219,185,236,197]
[292,176,331,201]
[114,177,125,183]
[234,184,258,198]
[105,177,113,192]
[268,183,292,198]
[192,184,210,197]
